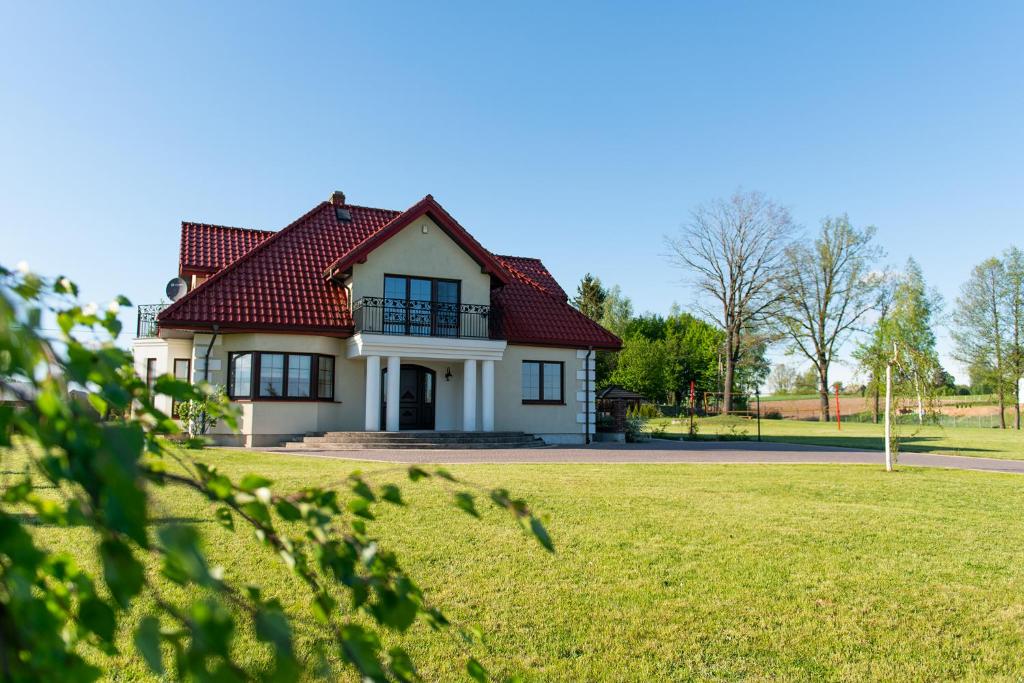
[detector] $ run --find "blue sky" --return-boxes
[3,2,1023,384]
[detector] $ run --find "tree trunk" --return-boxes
[872,375,880,424]
[998,384,1006,429]
[816,360,830,422]
[723,355,735,416]
[913,371,924,425]
[1015,377,1021,430]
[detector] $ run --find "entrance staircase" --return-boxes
[282,431,547,450]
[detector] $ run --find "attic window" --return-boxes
[336,207,352,222]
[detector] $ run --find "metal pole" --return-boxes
[834,383,842,431]
[755,386,761,442]
[689,379,695,436]
[884,363,893,472]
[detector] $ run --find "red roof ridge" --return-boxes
[324,195,511,285]
[180,220,273,235]
[161,201,332,322]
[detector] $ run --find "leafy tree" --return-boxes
[0,264,552,681]
[1003,246,1024,429]
[608,336,671,402]
[776,215,884,421]
[768,363,798,395]
[599,285,633,338]
[665,190,796,413]
[595,285,633,388]
[853,274,897,422]
[572,273,607,322]
[887,259,943,423]
[662,308,724,401]
[793,365,821,394]
[953,257,1011,428]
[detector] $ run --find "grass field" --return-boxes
[9,447,1024,681]
[650,415,1024,461]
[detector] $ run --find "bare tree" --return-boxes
[776,216,884,420]
[665,191,796,413]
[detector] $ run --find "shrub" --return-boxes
[624,414,649,442]
[627,403,663,420]
[175,384,228,438]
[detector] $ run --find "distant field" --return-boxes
[751,393,1008,424]
[650,415,1024,461]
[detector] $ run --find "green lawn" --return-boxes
[9,447,1024,681]
[651,415,1024,461]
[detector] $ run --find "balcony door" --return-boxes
[383,275,460,337]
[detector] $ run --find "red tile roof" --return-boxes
[158,196,620,349]
[327,195,511,285]
[179,222,274,276]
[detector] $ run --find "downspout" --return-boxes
[197,324,219,436]
[203,324,220,382]
[585,346,593,445]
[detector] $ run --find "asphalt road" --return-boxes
[259,439,1024,474]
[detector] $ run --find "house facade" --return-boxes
[133,192,620,446]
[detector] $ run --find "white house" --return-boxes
[133,192,620,447]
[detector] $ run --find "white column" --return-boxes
[364,355,381,431]
[462,359,477,431]
[481,360,495,432]
[386,356,401,432]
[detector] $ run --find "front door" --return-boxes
[382,365,436,430]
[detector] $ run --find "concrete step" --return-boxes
[283,439,547,450]
[281,430,546,450]
[303,432,537,444]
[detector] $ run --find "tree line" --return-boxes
[575,190,1024,428]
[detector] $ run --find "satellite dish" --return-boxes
[165,277,189,302]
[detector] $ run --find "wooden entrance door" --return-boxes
[382,365,436,430]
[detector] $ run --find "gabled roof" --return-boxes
[325,195,511,285]
[597,385,648,401]
[157,194,621,349]
[159,202,399,333]
[179,222,274,277]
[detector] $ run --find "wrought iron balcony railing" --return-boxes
[136,304,168,338]
[352,297,501,340]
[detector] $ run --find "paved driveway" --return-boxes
[260,439,1024,474]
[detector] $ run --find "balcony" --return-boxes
[352,297,502,340]
[136,304,168,338]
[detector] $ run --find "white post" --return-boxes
[481,360,494,432]
[364,355,381,431]
[386,356,401,432]
[884,362,893,472]
[463,359,477,431]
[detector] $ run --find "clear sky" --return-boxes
[3,2,1023,384]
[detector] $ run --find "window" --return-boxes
[228,351,335,401]
[259,353,285,397]
[229,353,252,399]
[172,358,191,417]
[522,361,563,404]
[317,356,334,400]
[288,354,311,398]
[382,275,461,336]
[145,359,158,390]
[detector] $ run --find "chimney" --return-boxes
[331,190,352,222]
